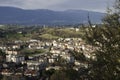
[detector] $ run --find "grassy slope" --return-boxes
[0,26,86,41]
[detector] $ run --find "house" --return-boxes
[66,55,74,63]
[64,38,72,42]
[46,66,61,70]
[26,61,46,70]
[61,54,74,63]
[27,61,40,70]
[5,50,19,55]
[50,49,61,54]
[52,40,58,47]
[5,50,25,63]
[74,60,81,66]
[14,40,23,44]
[0,46,6,50]
[92,25,97,28]
[45,42,52,46]
[75,28,79,32]
[73,66,81,71]
[12,45,20,49]
[5,43,20,50]
[48,58,55,63]
[58,38,64,41]
[67,45,74,50]
[6,55,25,63]
[1,69,14,76]
[28,42,44,49]
[24,70,39,77]
[29,39,38,42]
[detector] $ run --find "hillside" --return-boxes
[0,6,105,25]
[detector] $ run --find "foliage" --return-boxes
[0,49,5,56]
[39,34,60,40]
[42,28,84,38]
[70,50,86,62]
[42,69,55,78]
[50,70,69,80]
[21,49,45,56]
[85,0,120,79]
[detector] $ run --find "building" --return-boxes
[6,55,25,63]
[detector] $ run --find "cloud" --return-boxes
[1,0,68,9]
[0,0,67,9]
[0,0,114,12]
[50,0,114,12]
[20,0,67,9]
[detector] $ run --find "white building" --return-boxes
[6,55,24,63]
[26,61,46,70]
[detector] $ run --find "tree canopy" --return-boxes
[85,0,120,79]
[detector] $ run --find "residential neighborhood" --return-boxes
[0,0,119,79]
[0,37,96,80]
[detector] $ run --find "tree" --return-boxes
[85,0,120,79]
[0,49,5,56]
[0,49,6,62]
[50,70,69,80]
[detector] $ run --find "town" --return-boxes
[0,26,97,80]
[0,0,119,80]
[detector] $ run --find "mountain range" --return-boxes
[0,6,105,25]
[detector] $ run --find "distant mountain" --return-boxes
[0,6,105,25]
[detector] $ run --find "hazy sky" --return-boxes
[0,0,114,12]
